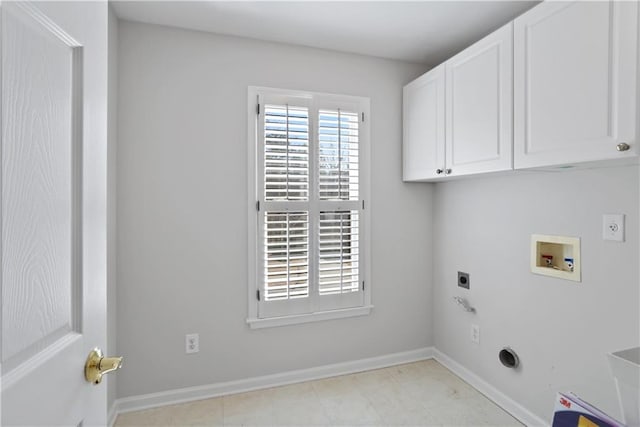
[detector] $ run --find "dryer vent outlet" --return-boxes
[499,347,520,369]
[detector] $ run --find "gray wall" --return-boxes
[433,165,639,422]
[116,21,432,398]
[107,5,118,413]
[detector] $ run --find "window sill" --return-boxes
[247,305,374,329]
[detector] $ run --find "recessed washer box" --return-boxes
[531,234,581,282]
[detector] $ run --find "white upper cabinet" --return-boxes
[514,1,638,169]
[402,0,638,181]
[445,23,513,177]
[403,64,445,181]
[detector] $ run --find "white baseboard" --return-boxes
[433,348,549,427]
[107,403,118,427]
[110,346,549,427]
[112,347,434,417]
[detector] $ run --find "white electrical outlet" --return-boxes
[471,324,480,344]
[603,214,625,242]
[185,333,199,354]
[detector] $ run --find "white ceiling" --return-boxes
[112,1,539,65]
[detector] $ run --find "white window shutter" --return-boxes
[319,210,360,295]
[253,89,368,320]
[264,105,309,201]
[263,211,309,300]
[318,110,359,201]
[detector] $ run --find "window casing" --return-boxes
[247,87,371,327]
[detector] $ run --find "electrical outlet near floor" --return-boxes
[185,333,199,354]
[471,324,480,344]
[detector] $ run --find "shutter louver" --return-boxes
[264,211,309,300]
[318,110,359,201]
[319,210,359,295]
[264,105,309,201]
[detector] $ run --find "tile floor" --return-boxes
[115,360,522,426]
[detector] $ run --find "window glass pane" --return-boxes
[264,211,309,300]
[264,105,309,201]
[318,110,359,201]
[318,210,359,295]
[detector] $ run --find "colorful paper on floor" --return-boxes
[552,392,623,427]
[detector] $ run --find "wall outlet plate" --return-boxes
[458,272,470,289]
[471,324,480,344]
[603,214,625,242]
[185,333,199,354]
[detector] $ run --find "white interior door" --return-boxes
[1,1,110,425]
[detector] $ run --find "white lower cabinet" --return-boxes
[514,1,638,169]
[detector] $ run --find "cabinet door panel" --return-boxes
[446,23,513,176]
[514,1,638,168]
[403,64,445,181]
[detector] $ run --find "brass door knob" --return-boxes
[85,348,123,385]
